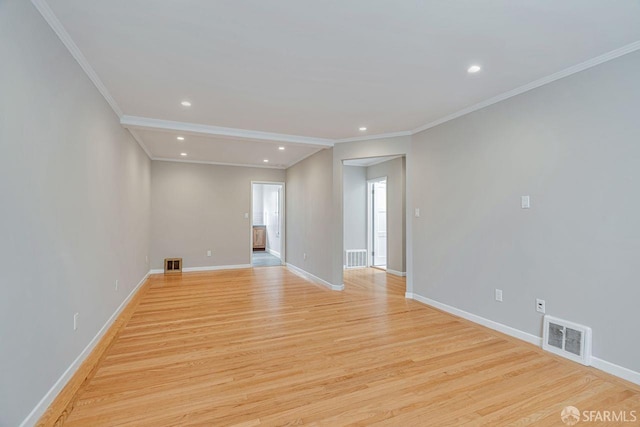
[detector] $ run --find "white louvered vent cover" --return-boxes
[345,249,367,269]
[542,315,592,366]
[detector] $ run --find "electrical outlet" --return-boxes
[303,253,307,260]
[495,289,503,302]
[115,279,119,291]
[521,195,531,209]
[207,250,212,257]
[536,298,546,314]
[145,255,149,264]
[73,313,79,331]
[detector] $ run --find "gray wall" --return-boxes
[367,157,406,273]
[0,1,151,426]
[412,50,640,372]
[343,166,367,252]
[150,161,285,269]
[286,149,334,283]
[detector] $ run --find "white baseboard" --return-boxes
[286,263,344,291]
[406,292,640,386]
[387,269,406,277]
[20,271,150,427]
[149,264,252,274]
[405,292,541,346]
[591,357,640,386]
[266,248,281,258]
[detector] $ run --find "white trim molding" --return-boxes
[386,269,406,277]
[152,157,286,170]
[405,292,541,346]
[591,357,640,387]
[19,272,149,427]
[406,292,640,386]
[266,248,281,258]
[335,130,412,144]
[286,263,344,291]
[127,129,153,159]
[30,0,123,118]
[121,115,334,148]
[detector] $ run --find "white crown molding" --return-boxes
[411,39,640,135]
[152,157,287,170]
[335,130,412,144]
[127,129,152,158]
[31,0,123,118]
[285,147,325,169]
[121,115,334,148]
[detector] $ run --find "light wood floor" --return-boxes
[64,268,639,426]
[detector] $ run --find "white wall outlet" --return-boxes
[415,208,420,217]
[521,195,531,209]
[303,253,307,260]
[145,255,149,264]
[73,313,79,331]
[207,250,212,257]
[536,298,546,313]
[115,279,119,291]
[244,212,249,219]
[495,289,503,302]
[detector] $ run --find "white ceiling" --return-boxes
[134,129,320,169]
[40,0,640,167]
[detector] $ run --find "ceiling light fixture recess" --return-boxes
[177,136,185,140]
[180,152,187,156]
[181,101,192,107]
[467,65,481,74]
[278,146,285,151]
[263,159,269,163]
[359,127,367,131]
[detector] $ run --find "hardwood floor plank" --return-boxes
[59,267,639,426]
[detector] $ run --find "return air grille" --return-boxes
[345,249,367,269]
[542,315,592,365]
[164,258,182,273]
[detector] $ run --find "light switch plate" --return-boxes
[521,195,530,209]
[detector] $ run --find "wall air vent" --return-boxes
[345,249,367,269]
[542,315,592,366]
[164,258,182,274]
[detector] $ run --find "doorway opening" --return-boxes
[368,177,387,270]
[342,155,405,279]
[251,182,285,267]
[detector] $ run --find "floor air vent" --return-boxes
[345,249,367,269]
[542,315,592,365]
[164,258,182,273]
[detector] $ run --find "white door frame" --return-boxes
[367,176,387,269]
[250,181,286,266]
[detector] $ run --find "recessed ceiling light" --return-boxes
[263,159,269,163]
[181,101,191,107]
[180,152,187,156]
[467,65,481,74]
[278,146,285,151]
[359,127,367,131]
[177,136,185,141]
